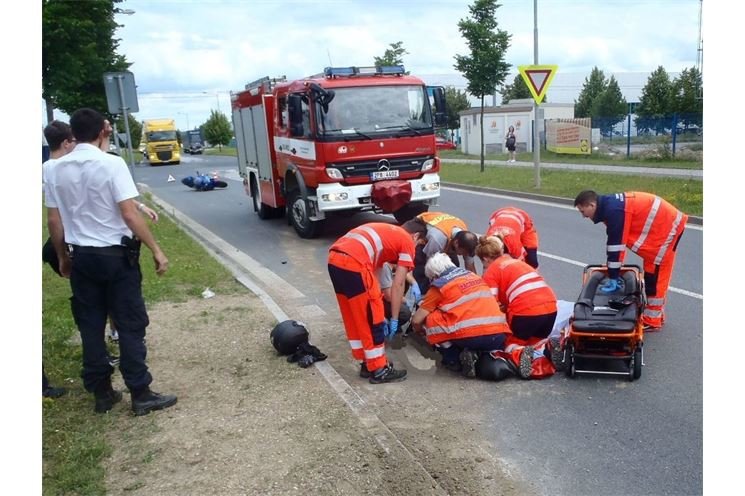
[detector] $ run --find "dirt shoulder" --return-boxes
[102,291,530,495]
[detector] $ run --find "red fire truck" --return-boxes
[230,65,446,238]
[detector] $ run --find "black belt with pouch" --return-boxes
[121,235,142,267]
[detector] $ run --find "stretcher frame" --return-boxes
[564,264,646,381]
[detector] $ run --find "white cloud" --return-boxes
[102,0,703,130]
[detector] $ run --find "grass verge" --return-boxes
[439,148,702,169]
[42,196,244,495]
[440,163,702,216]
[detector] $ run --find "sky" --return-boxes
[45,0,705,131]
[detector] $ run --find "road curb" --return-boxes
[441,181,703,226]
[139,185,449,494]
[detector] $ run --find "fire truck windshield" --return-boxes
[317,85,433,138]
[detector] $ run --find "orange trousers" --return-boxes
[327,251,388,371]
[642,230,684,328]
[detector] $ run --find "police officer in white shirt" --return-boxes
[44,108,177,416]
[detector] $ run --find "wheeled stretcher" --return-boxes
[563,265,646,381]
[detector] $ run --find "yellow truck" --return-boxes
[140,118,180,165]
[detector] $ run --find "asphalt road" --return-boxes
[136,154,703,496]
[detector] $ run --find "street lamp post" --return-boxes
[203,91,222,113]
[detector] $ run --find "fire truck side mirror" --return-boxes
[430,86,447,128]
[288,94,304,137]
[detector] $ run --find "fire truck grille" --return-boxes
[329,155,433,179]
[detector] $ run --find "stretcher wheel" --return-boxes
[628,346,642,381]
[632,346,643,380]
[565,343,576,378]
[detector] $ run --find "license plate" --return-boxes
[370,170,399,181]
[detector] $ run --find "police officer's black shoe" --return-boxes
[43,386,67,399]
[369,364,407,384]
[94,389,123,413]
[131,388,178,416]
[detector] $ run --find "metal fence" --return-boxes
[590,112,702,158]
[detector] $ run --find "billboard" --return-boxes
[546,118,591,155]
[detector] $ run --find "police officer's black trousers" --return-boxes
[70,252,152,393]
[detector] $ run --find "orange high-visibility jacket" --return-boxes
[329,222,415,270]
[421,267,510,345]
[418,212,468,242]
[482,254,556,321]
[593,192,688,279]
[486,207,537,261]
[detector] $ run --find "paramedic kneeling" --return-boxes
[476,235,557,344]
[411,253,512,378]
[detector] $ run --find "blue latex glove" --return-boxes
[381,320,390,339]
[386,319,399,340]
[599,278,621,293]
[410,283,422,304]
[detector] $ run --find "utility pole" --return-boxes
[696,0,703,99]
[533,0,541,188]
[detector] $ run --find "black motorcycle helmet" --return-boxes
[270,320,309,355]
[475,355,515,381]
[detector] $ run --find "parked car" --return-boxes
[435,136,456,150]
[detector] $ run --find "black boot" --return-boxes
[94,381,123,414]
[131,387,178,416]
[369,363,407,384]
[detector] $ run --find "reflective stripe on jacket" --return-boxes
[418,212,468,242]
[594,192,688,278]
[423,267,510,345]
[482,255,557,320]
[329,222,415,270]
[487,207,539,250]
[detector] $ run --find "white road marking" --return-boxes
[443,186,703,232]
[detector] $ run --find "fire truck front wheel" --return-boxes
[288,189,324,239]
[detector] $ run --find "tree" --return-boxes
[672,67,703,129]
[42,0,131,123]
[202,110,233,149]
[444,86,471,132]
[374,41,408,67]
[111,113,142,149]
[454,0,511,172]
[574,67,606,118]
[590,76,628,135]
[635,66,674,135]
[500,74,543,104]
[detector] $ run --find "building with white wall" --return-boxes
[458,99,574,155]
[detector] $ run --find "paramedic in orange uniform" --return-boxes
[411,253,512,378]
[574,190,687,330]
[476,235,557,344]
[485,206,540,268]
[402,211,478,295]
[327,222,417,384]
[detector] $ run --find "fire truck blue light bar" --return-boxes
[324,66,406,77]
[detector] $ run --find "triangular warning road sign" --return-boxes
[167,174,176,182]
[518,65,558,104]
